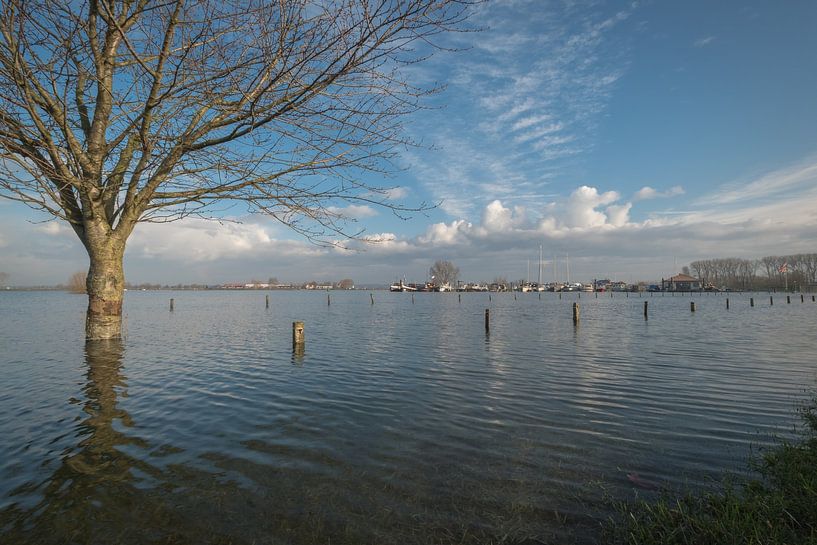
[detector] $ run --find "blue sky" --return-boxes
[2,0,817,286]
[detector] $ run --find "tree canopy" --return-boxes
[0,0,472,338]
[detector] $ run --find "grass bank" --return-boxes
[604,398,817,545]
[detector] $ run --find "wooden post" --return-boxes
[801,294,804,303]
[610,292,613,298]
[690,301,695,312]
[770,296,773,306]
[484,309,490,333]
[539,292,542,300]
[572,302,580,324]
[643,301,648,319]
[726,298,730,310]
[292,321,305,346]
[265,294,269,309]
[412,293,415,304]
[813,295,816,302]
[458,293,461,303]
[489,294,492,302]
[559,293,562,300]
[750,297,754,307]
[787,295,791,304]
[514,293,517,301]
[170,298,174,312]
[327,292,331,306]
[370,293,374,305]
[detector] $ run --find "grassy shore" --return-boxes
[604,398,817,545]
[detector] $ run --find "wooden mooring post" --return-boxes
[787,295,791,304]
[484,309,490,333]
[573,302,580,325]
[412,294,415,304]
[690,301,696,312]
[750,297,755,307]
[327,292,331,306]
[292,321,305,346]
[170,298,174,312]
[265,294,269,309]
[370,293,374,305]
[801,294,804,303]
[643,301,648,319]
[726,298,730,310]
[770,296,774,306]
[458,293,461,303]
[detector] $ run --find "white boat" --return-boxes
[389,279,417,292]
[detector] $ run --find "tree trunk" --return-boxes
[85,240,126,340]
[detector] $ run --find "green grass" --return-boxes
[604,398,817,545]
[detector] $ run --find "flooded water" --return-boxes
[1,290,815,544]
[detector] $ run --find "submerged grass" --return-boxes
[604,397,817,545]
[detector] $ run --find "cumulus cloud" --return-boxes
[605,202,632,227]
[128,218,320,262]
[563,186,620,228]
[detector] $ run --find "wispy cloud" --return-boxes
[407,1,637,219]
[693,36,716,48]
[697,158,817,205]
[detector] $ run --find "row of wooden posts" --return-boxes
[166,293,816,346]
[171,293,815,312]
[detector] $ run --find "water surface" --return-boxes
[1,290,815,544]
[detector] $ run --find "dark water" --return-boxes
[1,290,815,544]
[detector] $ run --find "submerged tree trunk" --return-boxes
[85,231,126,340]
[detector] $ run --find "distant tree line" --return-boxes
[689,253,817,290]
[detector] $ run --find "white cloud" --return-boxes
[37,222,68,235]
[633,185,685,201]
[693,36,715,48]
[327,204,378,219]
[700,159,817,205]
[605,202,632,227]
[383,187,409,200]
[128,218,320,262]
[564,186,620,228]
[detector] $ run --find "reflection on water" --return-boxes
[0,290,816,544]
[0,340,149,543]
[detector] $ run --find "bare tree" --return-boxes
[429,259,458,286]
[68,271,87,294]
[0,1,471,339]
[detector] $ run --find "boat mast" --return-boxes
[538,245,542,287]
[566,253,571,284]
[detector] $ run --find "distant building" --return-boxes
[662,273,702,292]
